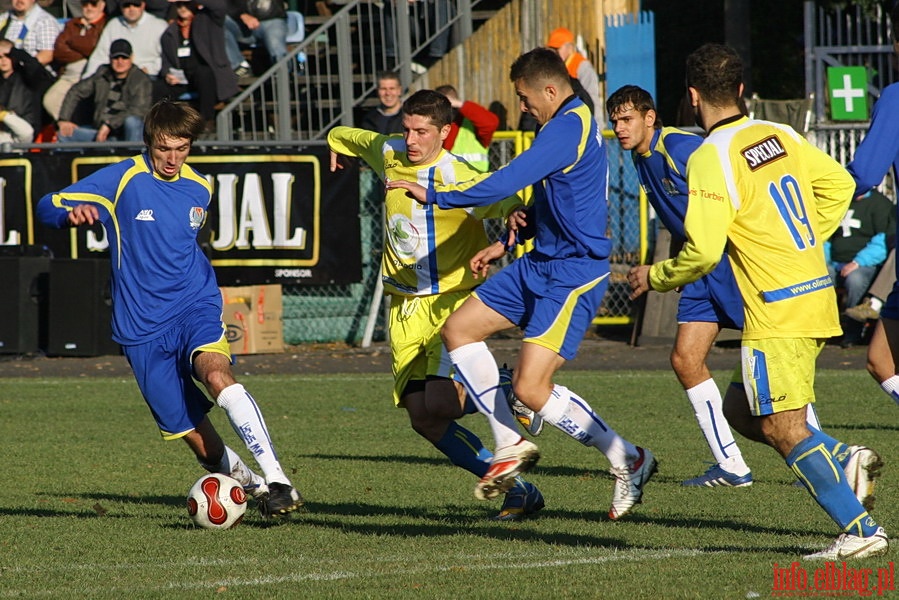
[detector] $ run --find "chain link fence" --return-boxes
[281,130,645,344]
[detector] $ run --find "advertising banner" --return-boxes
[0,147,362,286]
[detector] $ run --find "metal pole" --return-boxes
[336,11,355,126]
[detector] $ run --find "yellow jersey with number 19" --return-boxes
[649,116,854,340]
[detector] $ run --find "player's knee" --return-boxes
[439,322,459,347]
[669,349,701,385]
[407,410,446,442]
[865,351,892,384]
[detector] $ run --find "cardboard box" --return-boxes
[220,285,284,355]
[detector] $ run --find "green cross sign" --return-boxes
[827,66,868,121]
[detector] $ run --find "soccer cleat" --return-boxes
[243,481,269,500]
[844,445,883,512]
[258,482,304,518]
[494,480,545,521]
[475,438,540,501]
[681,464,753,488]
[608,447,657,520]
[803,527,888,560]
[844,298,880,323]
[499,364,543,436]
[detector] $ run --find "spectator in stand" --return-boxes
[845,247,897,325]
[104,0,171,20]
[155,0,237,133]
[546,27,603,128]
[0,37,43,141]
[57,38,152,142]
[82,0,167,79]
[435,84,498,173]
[224,0,287,78]
[826,188,895,347]
[43,0,107,122]
[0,0,61,68]
[360,71,403,134]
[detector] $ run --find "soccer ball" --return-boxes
[186,473,248,530]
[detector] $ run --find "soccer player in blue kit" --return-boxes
[388,48,657,520]
[628,43,887,560]
[608,84,754,488]
[36,100,303,519]
[847,5,899,410]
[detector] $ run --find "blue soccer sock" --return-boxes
[806,426,851,469]
[433,422,492,478]
[788,431,879,537]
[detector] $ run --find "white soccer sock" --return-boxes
[448,342,521,449]
[538,384,637,469]
[805,402,821,430]
[202,445,267,496]
[217,383,289,485]
[686,379,750,475]
[880,375,899,406]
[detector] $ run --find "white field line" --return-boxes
[1,548,720,596]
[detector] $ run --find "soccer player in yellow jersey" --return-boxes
[628,43,887,560]
[328,89,544,520]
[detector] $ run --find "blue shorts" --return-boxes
[882,283,899,320]
[122,306,232,440]
[677,254,744,329]
[474,252,609,360]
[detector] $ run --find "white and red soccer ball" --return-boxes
[186,474,247,529]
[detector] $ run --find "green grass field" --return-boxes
[1,369,896,599]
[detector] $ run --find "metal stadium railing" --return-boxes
[215,0,488,142]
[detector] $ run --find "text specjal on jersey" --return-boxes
[741,136,787,171]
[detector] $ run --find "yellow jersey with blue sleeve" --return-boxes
[649,116,854,340]
[328,125,519,297]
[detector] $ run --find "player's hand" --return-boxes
[67,204,99,226]
[329,149,346,172]
[385,179,428,204]
[506,207,527,232]
[627,265,653,299]
[470,241,506,279]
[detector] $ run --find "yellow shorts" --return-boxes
[730,337,824,416]
[389,290,470,406]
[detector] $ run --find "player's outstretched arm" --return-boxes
[386,179,428,204]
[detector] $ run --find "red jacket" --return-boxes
[443,100,499,150]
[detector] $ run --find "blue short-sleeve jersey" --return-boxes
[37,154,221,345]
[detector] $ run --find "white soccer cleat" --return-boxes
[803,527,888,560]
[843,445,883,512]
[474,438,540,501]
[608,447,657,520]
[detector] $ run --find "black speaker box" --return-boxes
[47,259,120,357]
[0,256,50,353]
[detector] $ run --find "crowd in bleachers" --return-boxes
[0,0,291,145]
